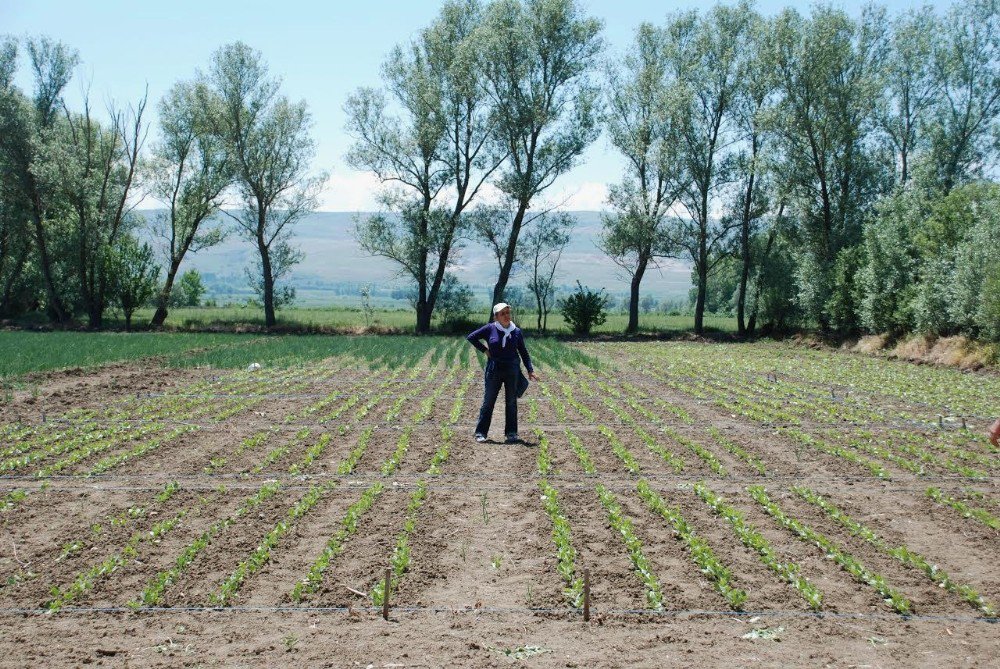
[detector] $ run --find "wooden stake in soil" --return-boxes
[382,567,391,621]
[583,568,591,622]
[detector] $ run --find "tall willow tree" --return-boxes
[600,23,686,334]
[148,80,232,327]
[348,0,504,333]
[0,37,78,322]
[666,1,754,335]
[0,38,34,317]
[926,0,1000,194]
[878,6,939,186]
[204,42,323,327]
[730,12,776,336]
[769,6,889,332]
[476,0,603,308]
[37,91,147,328]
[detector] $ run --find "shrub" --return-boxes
[435,274,474,326]
[558,281,608,336]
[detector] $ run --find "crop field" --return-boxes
[0,336,998,666]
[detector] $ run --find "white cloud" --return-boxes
[547,181,608,211]
[317,171,383,211]
[316,171,611,212]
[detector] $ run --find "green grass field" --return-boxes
[0,305,727,381]
[127,305,737,335]
[0,330,601,381]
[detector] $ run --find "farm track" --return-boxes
[1,340,999,666]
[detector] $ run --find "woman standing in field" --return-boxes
[467,303,539,443]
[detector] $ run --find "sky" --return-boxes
[3,0,919,212]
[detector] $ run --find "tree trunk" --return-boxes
[0,243,30,316]
[88,304,103,329]
[694,231,708,336]
[747,205,781,336]
[737,132,761,337]
[491,204,529,313]
[124,311,133,332]
[416,301,432,334]
[423,228,457,334]
[151,258,183,328]
[536,291,543,331]
[30,206,69,323]
[626,255,648,335]
[259,232,276,328]
[736,183,754,336]
[415,276,430,334]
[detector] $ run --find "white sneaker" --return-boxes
[475,433,487,443]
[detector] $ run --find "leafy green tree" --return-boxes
[730,11,776,335]
[0,38,36,317]
[559,281,608,336]
[689,255,739,316]
[858,188,923,334]
[434,273,475,328]
[925,0,1000,194]
[148,79,231,326]
[0,36,78,322]
[475,0,603,307]
[244,239,300,313]
[665,1,754,335]
[349,0,504,334]
[878,6,939,185]
[600,22,686,334]
[203,42,323,327]
[175,268,206,307]
[769,5,889,333]
[523,212,572,332]
[35,90,147,328]
[110,235,159,331]
[747,213,800,335]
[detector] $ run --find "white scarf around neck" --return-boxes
[495,320,517,348]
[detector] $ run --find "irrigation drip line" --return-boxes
[0,604,994,624]
[11,414,1000,446]
[627,368,1000,423]
[137,381,473,399]
[2,473,996,493]
[5,470,1000,484]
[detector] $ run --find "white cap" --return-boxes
[492,302,510,315]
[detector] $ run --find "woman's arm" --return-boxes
[466,324,492,355]
[517,332,539,380]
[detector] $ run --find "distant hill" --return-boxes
[138,210,693,307]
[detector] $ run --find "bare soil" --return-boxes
[0,350,998,667]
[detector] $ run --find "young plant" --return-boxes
[694,482,821,610]
[595,484,664,610]
[749,485,911,614]
[796,486,995,616]
[637,480,747,609]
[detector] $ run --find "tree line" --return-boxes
[0,39,322,328]
[353,0,1000,340]
[2,0,999,342]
